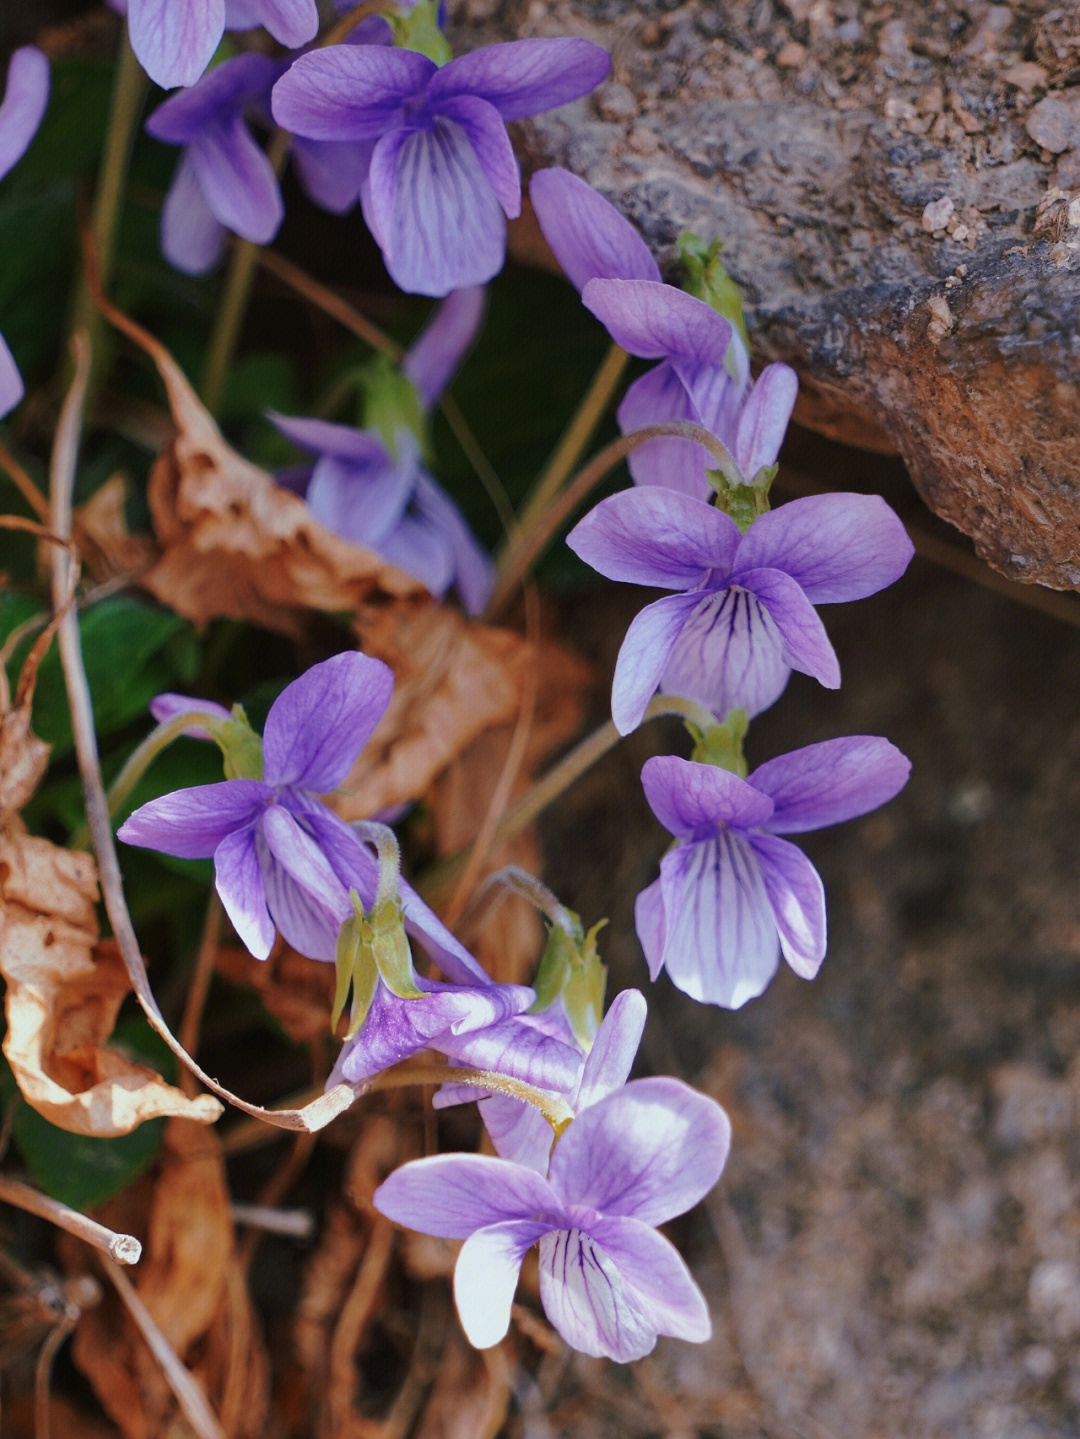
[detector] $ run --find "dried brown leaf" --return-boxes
[0,701,50,819]
[72,474,157,579]
[0,824,221,1135]
[68,1120,269,1439]
[214,942,336,1046]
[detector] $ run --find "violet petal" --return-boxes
[146,52,279,144]
[0,47,49,183]
[0,335,24,420]
[751,735,912,834]
[224,0,319,45]
[640,755,774,839]
[149,691,232,738]
[262,651,394,791]
[733,363,798,477]
[456,1220,554,1347]
[566,486,739,590]
[117,779,265,859]
[271,46,435,140]
[373,1152,561,1237]
[291,136,370,213]
[529,167,659,290]
[575,988,647,1111]
[611,591,705,735]
[128,0,226,89]
[586,1216,711,1343]
[403,286,487,408]
[538,1228,657,1362]
[737,566,840,688]
[413,474,494,616]
[582,279,732,366]
[434,94,520,218]
[188,116,283,244]
[658,585,792,721]
[749,832,827,978]
[634,877,666,982]
[213,825,274,959]
[616,361,714,499]
[161,153,227,274]
[429,38,610,121]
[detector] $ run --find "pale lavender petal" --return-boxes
[291,137,369,213]
[271,46,434,140]
[582,279,732,366]
[529,167,659,290]
[214,825,274,959]
[189,117,283,245]
[749,833,826,979]
[435,95,519,217]
[669,357,744,456]
[306,454,415,547]
[658,585,791,721]
[611,592,704,735]
[617,361,714,499]
[149,692,231,739]
[751,735,912,834]
[145,52,278,144]
[587,1216,711,1343]
[538,1229,657,1362]
[404,287,486,408]
[0,335,24,420]
[456,1221,553,1347]
[430,39,610,121]
[634,878,666,982]
[117,780,265,858]
[549,1076,731,1224]
[439,1014,582,1089]
[374,1153,562,1237]
[641,755,773,840]
[336,977,533,1081]
[475,1093,555,1171]
[412,475,493,615]
[733,363,797,477]
[657,835,779,1007]
[262,651,394,790]
[258,806,351,959]
[362,121,507,297]
[268,412,392,464]
[161,153,227,274]
[566,487,738,589]
[575,989,647,1110]
[378,514,455,595]
[738,567,839,688]
[128,0,226,89]
[733,493,915,603]
[0,48,49,182]
[225,0,319,45]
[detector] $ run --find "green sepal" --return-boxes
[389,1,452,65]
[359,354,429,460]
[211,704,264,781]
[705,463,776,532]
[370,899,424,999]
[688,708,748,776]
[677,232,751,367]
[562,920,608,1049]
[529,926,575,1015]
[333,891,375,1033]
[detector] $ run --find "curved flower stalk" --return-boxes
[269,289,493,614]
[375,1073,730,1360]
[436,987,648,1173]
[146,53,369,274]
[108,0,319,91]
[271,39,611,295]
[636,738,911,1008]
[0,48,49,417]
[529,167,797,500]
[567,486,915,731]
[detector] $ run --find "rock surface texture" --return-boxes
[459,0,1080,589]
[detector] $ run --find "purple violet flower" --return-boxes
[270,287,493,614]
[375,1073,730,1359]
[146,53,368,274]
[110,0,319,91]
[0,47,49,418]
[636,738,911,1007]
[435,987,648,1174]
[529,168,797,501]
[271,39,611,295]
[567,487,915,732]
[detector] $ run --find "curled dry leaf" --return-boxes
[0,822,221,1135]
[72,473,157,580]
[0,688,50,818]
[66,1119,269,1439]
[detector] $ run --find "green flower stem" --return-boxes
[70,33,148,373]
[368,1063,574,1131]
[481,866,578,932]
[486,418,735,617]
[200,131,290,412]
[105,710,217,819]
[418,694,715,900]
[352,820,402,909]
[506,341,629,550]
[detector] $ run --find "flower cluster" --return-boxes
[103,0,918,1370]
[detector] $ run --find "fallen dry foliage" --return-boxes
[214,942,335,1046]
[0,823,220,1136]
[64,1119,269,1439]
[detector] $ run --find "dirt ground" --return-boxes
[533,441,1080,1437]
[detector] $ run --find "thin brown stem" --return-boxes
[0,1175,141,1265]
[177,893,224,1093]
[0,439,49,522]
[256,248,403,360]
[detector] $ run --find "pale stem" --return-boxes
[200,132,290,411]
[352,821,402,909]
[231,1202,314,1239]
[505,342,629,562]
[0,1174,141,1265]
[367,1063,574,1131]
[105,709,219,819]
[487,419,736,616]
[479,866,577,932]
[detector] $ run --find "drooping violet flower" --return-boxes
[436,987,648,1174]
[567,487,915,731]
[0,48,49,418]
[119,653,468,974]
[375,1074,730,1359]
[146,53,368,274]
[529,168,798,500]
[269,288,493,614]
[109,0,319,91]
[636,738,911,1008]
[271,40,611,295]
